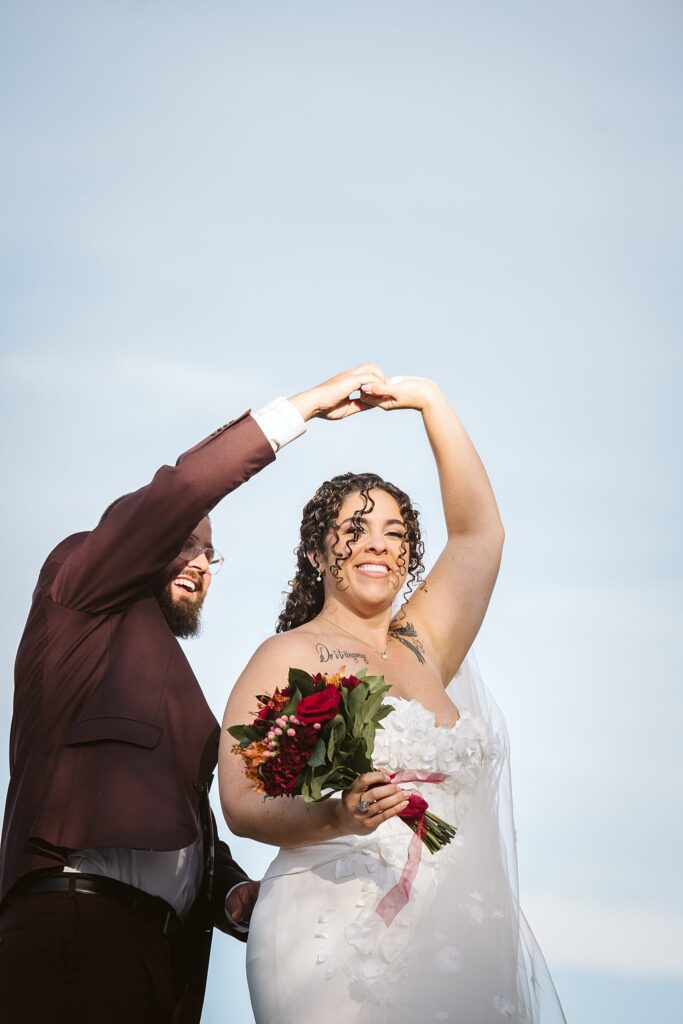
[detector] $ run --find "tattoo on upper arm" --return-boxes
[389,621,426,665]
[316,643,368,666]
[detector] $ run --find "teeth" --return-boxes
[357,564,389,575]
[176,579,196,592]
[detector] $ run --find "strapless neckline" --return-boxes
[384,693,460,732]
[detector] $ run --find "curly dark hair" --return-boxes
[276,472,425,633]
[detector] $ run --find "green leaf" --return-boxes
[289,667,315,696]
[327,715,347,760]
[360,674,386,691]
[312,764,334,790]
[282,686,302,718]
[307,738,327,768]
[309,773,323,800]
[226,724,263,746]
[338,685,351,713]
[361,690,388,725]
[348,745,373,775]
[348,684,367,719]
[321,768,349,794]
[362,721,376,757]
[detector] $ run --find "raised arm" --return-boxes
[218,635,409,848]
[49,413,275,613]
[361,377,505,683]
[50,363,387,614]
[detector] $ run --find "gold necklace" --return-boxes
[318,614,390,660]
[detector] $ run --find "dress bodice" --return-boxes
[374,695,494,774]
[371,696,496,826]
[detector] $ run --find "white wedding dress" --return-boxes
[246,659,565,1023]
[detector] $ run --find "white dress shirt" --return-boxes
[251,396,306,453]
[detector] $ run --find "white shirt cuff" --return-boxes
[225,880,251,932]
[252,397,306,453]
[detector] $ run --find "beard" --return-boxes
[156,580,207,638]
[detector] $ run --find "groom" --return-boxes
[0,364,384,1024]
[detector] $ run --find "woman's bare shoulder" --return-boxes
[244,627,319,668]
[241,621,348,682]
[226,632,315,716]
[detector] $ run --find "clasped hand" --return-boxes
[290,365,441,422]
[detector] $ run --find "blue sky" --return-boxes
[1,3,681,1021]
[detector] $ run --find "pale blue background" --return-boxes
[1,3,681,1022]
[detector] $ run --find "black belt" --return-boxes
[10,873,181,938]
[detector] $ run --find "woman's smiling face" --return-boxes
[319,488,409,610]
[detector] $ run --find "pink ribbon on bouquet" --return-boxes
[375,769,449,927]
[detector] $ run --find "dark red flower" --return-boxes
[255,687,292,721]
[296,685,342,724]
[398,793,429,821]
[260,722,320,797]
[341,675,362,690]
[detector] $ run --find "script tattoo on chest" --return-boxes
[316,643,369,666]
[389,621,426,665]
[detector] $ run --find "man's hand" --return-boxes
[289,363,386,422]
[225,879,260,929]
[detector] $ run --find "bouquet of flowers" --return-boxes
[228,666,456,855]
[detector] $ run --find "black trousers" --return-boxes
[0,890,174,1024]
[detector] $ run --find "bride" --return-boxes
[218,377,565,1023]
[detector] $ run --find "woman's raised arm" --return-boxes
[361,377,505,683]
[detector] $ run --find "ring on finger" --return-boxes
[357,796,372,814]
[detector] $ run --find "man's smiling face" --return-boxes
[157,518,214,638]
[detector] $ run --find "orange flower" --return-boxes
[233,740,268,794]
[256,687,291,721]
[313,666,345,688]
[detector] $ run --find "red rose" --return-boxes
[296,685,342,723]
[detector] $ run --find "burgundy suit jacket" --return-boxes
[0,411,275,1020]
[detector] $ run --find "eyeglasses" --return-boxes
[183,545,225,576]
